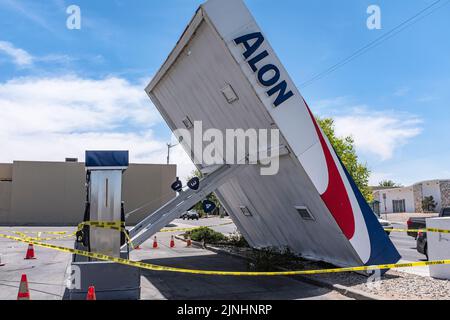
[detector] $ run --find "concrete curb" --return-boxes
[283,272,383,301]
[174,235,382,300]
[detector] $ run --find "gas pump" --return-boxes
[67,151,140,300]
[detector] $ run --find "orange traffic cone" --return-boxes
[152,236,158,249]
[86,286,96,300]
[170,235,175,248]
[186,235,192,247]
[17,274,30,300]
[24,244,36,260]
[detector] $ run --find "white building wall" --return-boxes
[378,187,415,214]
[421,181,442,212]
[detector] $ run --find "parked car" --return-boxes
[379,218,394,235]
[180,211,200,220]
[374,211,394,235]
[408,207,450,260]
[407,207,450,238]
[416,230,428,260]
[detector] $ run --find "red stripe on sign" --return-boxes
[303,99,355,239]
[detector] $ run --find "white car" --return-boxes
[378,217,394,235]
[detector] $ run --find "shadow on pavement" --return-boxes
[139,253,343,300]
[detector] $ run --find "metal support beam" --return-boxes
[123,164,244,251]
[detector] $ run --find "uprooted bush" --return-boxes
[224,231,249,248]
[247,247,307,272]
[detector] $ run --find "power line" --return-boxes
[300,0,447,88]
[300,0,450,89]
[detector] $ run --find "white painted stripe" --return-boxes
[320,127,371,263]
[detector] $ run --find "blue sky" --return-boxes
[0,0,449,185]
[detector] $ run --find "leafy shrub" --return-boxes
[187,227,226,244]
[422,196,437,212]
[247,247,305,271]
[185,228,249,247]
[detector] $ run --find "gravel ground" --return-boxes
[212,245,450,300]
[302,269,450,300]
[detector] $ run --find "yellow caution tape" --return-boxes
[8,221,128,242]
[159,222,234,233]
[8,220,234,240]
[427,228,450,234]
[12,230,69,235]
[9,221,234,247]
[1,232,450,276]
[384,228,450,234]
[9,222,448,246]
[75,220,141,249]
[9,221,127,242]
[12,231,75,241]
[159,227,199,233]
[8,220,173,248]
[77,220,125,232]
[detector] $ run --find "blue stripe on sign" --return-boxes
[340,160,401,268]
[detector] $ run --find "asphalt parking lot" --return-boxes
[0,219,350,300]
[0,226,75,300]
[389,223,426,262]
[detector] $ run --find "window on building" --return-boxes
[392,199,406,213]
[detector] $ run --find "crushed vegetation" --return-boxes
[246,247,310,271]
[183,227,249,247]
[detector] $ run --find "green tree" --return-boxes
[187,170,221,217]
[316,117,373,203]
[379,180,403,188]
[422,196,437,212]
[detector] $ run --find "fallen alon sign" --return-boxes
[234,32,294,108]
[145,0,400,270]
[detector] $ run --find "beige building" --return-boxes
[0,160,176,226]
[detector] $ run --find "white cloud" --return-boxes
[0,41,33,66]
[311,96,423,161]
[0,40,103,69]
[393,86,410,97]
[368,172,395,186]
[0,75,195,179]
[0,76,160,135]
[170,144,197,182]
[35,54,75,64]
[333,110,422,161]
